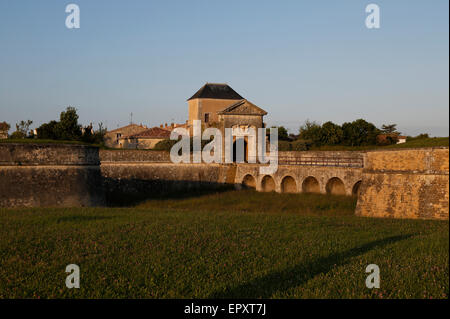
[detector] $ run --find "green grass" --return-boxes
[0,190,448,299]
[0,138,96,146]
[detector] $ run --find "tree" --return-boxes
[320,121,344,145]
[299,120,323,146]
[10,120,33,139]
[36,121,59,140]
[0,122,10,134]
[58,107,82,140]
[381,124,399,134]
[342,119,379,146]
[269,126,290,141]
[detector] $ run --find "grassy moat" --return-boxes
[0,190,448,299]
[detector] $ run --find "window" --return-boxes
[204,113,210,123]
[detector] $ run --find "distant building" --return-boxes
[377,133,407,145]
[103,83,268,157]
[104,124,148,148]
[397,136,407,144]
[122,127,172,149]
[0,122,9,139]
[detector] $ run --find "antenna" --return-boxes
[130,112,133,125]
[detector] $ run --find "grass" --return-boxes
[0,190,448,299]
[0,138,96,146]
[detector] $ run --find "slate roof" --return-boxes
[188,83,244,101]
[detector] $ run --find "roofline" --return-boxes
[217,99,268,115]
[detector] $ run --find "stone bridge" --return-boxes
[234,164,363,196]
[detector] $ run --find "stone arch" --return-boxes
[242,174,256,189]
[326,177,346,195]
[302,176,320,193]
[352,180,362,196]
[281,176,297,193]
[261,175,276,192]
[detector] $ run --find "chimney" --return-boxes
[165,123,167,128]
[170,122,174,128]
[160,124,163,128]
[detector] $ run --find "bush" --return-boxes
[153,139,178,151]
[278,140,292,151]
[291,139,312,151]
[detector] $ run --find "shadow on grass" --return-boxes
[103,177,236,207]
[208,234,414,298]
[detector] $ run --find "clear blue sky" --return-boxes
[0,0,448,136]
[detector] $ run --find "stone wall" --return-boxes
[0,143,105,207]
[101,162,234,205]
[355,148,449,220]
[100,149,170,162]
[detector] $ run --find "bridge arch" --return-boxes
[326,177,346,195]
[302,176,320,193]
[281,175,297,193]
[352,180,362,196]
[242,174,256,189]
[261,175,276,192]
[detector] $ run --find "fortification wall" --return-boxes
[100,149,170,162]
[355,148,449,220]
[0,143,105,207]
[101,162,234,205]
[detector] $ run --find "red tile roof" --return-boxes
[127,127,171,139]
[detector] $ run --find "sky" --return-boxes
[0,0,448,136]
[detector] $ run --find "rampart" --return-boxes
[355,147,449,219]
[0,143,105,207]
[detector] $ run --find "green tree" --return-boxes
[342,119,379,146]
[299,120,322,146]
[10,120,33,139]
[58,107,82,140]
[320,121,343,145]
[381,124,399,134]
[36,121,59,140]
[269,126,289,141]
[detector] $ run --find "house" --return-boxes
[121,127,172,149]
[397,136,407,144]
[104,124,148,148]
[0,122,9,139]
[376,133,407,145]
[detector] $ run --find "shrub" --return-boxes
[291,139,312,151]
[278,140,292,151]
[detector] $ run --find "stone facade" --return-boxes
[2,144,448,220]
[0,143,105,207]
[355,148,449,220]
[104,124,148,148]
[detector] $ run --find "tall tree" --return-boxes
[58,107,82,140]
[299,120,322,146]
[320,121,344,145]
[381,124,399,134]
[10,120,33,139]
[342,119,379,146]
